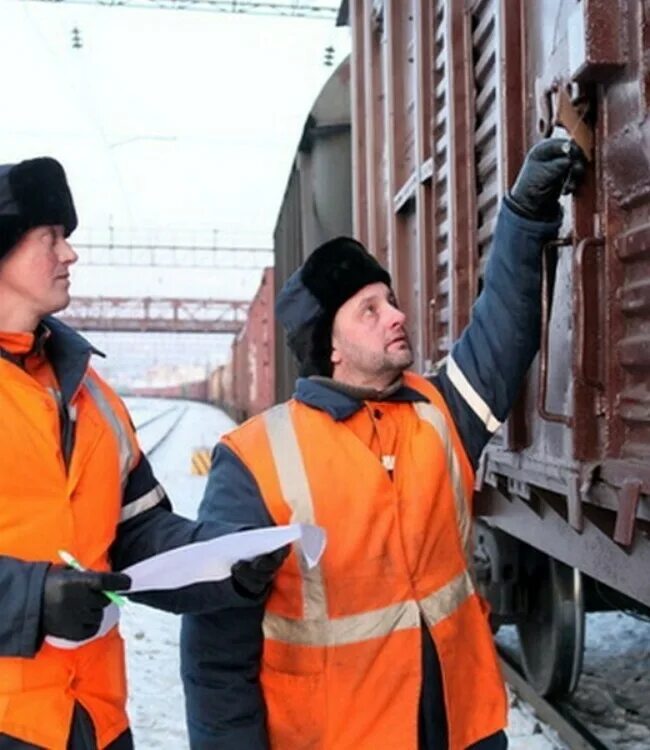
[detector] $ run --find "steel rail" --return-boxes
[133,404,180,431]
[146,406,188,456]
[499,649,614,750]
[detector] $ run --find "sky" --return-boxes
[0,0,349,382]
[2,0,348,243]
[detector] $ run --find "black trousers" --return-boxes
[419,623,508,750]
[0,703,134,750]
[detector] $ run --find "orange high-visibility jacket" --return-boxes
[223,371,507,750]
[0,354,139,750]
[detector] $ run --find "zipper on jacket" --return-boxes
[48,387,77,472]
[54,356,91,474]
[365,403,395,479]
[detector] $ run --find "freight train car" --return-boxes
[241,267,275,416]
[209,268,275,421]
[329,0,650,698]
[209,359,240,420]
[129,379,209,401]
[274,56,354,400]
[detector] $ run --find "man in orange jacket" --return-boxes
[181,139,585,749]
[0,156,286,750]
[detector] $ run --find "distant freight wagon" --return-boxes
[208,267,275,422]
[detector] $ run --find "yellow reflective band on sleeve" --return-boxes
[263,403,327,621]
[84,375,136,490]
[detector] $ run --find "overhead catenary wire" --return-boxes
[15,0,342,19]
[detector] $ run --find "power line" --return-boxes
[20,0,341,19]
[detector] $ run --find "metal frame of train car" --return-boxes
[334,0,650,698]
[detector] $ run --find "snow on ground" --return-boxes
[571,612,650,748]
[505,686,565,749]
[123,397,165,427]
[121,399,235,749]
[119,398,647,750]
[497,611,650,749]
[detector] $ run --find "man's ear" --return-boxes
[330,326,342,366]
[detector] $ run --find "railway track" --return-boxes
[499,648,614,750]
[133,404,181,431]
[133,401,188,456]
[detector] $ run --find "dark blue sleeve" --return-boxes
[111,452,268,613]
[432,200,561,467]
[181,442,272,748]
[0,556,49,656]
[198,443,275,529]
[181,607,269,750]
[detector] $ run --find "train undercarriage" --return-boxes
[475,477,650,699]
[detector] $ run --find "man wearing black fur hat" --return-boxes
[181,138,585,750]
[0,157,287,750]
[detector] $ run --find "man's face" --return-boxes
[0,225,78,320]
[330,281,414,387]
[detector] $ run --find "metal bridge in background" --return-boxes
[74,239,272,269]
[59,296,249,333]
[22,0,342,19]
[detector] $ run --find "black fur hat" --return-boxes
[0,157,77,260]
[275,236,391,377]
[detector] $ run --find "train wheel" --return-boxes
[516,555,584,698]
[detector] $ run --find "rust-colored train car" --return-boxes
[337,0,650,697]
[235,267,275,420]
[211,1,649,696]
[129,379,209,401]
[208,364,226,410]
[209,268,275,421]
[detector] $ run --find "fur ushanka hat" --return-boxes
[275,236,392,377]
[0,157,77,260]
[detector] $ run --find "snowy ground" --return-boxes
[569,612,650,747]
[497,613,650,749]
[121,399,235,749]
[118,398,650,749]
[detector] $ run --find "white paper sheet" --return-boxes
[122,522,325,593]
[45,523,326,650]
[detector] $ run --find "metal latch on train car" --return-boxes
[537,82,594,161]
[600,463,647,548]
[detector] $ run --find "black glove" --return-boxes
[42,566,131,641]
[231,545,290,599]
[508,138,586,221]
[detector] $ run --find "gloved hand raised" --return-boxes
[42,566,131,641]
[231,545,290,599]
[508,138,586,221]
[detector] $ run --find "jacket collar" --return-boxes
[38,316,104,403]
[294,373,428,421]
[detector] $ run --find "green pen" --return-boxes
[58,549,127,608]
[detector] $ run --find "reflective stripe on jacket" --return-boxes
[222,370,507,750]
[0,362,139,750]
